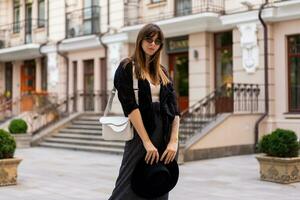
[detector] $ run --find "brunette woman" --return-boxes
[108,23,180,200]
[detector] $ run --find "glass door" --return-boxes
[83,60,94,111]
[5,62,13,101]
[169,52,189,112]
[21,60,36,111]
[214,31,233,113]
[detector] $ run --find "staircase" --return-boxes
[179,83,260,145]
[39,113,125,154]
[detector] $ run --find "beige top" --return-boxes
[149,81,160,102]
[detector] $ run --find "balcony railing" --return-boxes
[125,0,225,26]
[66,6,101,38]
[0,18,47,49]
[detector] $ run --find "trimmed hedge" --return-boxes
[258,128,300,158]
[8,119,28,134]
[0,129,16,159]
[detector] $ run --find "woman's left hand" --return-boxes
[160,140,178,164]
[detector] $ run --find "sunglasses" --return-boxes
[144,37,162,46]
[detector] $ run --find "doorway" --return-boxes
[169,52,189,112]
[83,60,94,111]
[5,62,13,100]
[21,60,36,111]
[214,31,233,113]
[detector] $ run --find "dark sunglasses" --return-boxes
[144,37,162,46]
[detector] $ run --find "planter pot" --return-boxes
[256,154,300,184]
[0,158,22,186]
[12,132,32,148]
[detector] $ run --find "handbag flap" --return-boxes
[100,115,130,125]
[99,116,131,133]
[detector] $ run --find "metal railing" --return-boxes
[124,0,225,26]
[66,6,101,38]
[179,83,262,143]
[0,92,73,134]
[0,18,47,49]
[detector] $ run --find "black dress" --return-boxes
[108,102,168,200]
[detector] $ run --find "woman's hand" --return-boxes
[160,139,178,164]
[143,140,159,165]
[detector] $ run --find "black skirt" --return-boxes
[108,102,169,200]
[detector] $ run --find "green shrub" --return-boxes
[8,119,28,134]
[0,129,16,159]
[258,128,300,157]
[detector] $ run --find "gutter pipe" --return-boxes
[254,0,270,150]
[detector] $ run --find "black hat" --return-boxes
[131,158,179,198]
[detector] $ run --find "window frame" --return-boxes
[287,34,300,113]
[13,0,21,33]
[38,0,46,28]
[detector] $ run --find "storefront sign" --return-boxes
[166,36,188,53]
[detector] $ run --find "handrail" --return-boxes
[179,83,261,144]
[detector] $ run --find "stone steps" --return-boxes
[39,113,124,154]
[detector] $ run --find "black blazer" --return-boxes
[114,58,180,143]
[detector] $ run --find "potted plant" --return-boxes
[8,119,31,148]
[256,128,300,184]
[0,129,22,186]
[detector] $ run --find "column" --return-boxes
[94,58,101,112]
[189,32,212,106]
[47,52,59,95]
[77,60,84,112]
[35,58,42,92]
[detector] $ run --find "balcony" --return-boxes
[66,6,101,38]
[124,0,225,26]
[0,18,47,61]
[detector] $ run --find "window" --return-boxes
[288,35,300,112]
[151,0,165,3]
[13,0,20,33]
[38,0,46,27]
[83,0,100,35]
[175,0,191,16]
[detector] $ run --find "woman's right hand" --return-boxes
[143,140,159,165]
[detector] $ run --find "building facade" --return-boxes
[0,0,299,155]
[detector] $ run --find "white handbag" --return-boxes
[99,61,138,141]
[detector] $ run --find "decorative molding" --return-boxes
[108,43,122,79]
[237,23,259,74]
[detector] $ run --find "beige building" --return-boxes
[0,0,299,160]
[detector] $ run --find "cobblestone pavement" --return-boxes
[0,147,299,200]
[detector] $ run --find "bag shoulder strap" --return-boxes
[104,60,138,116]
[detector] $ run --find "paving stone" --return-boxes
[0,147,299,200]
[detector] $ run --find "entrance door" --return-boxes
[25,3,32,43]
[214,31,233,113]
[21,60,36,111]
[5,62,13,100]
[83,60,94,111]
[169,53,189,112]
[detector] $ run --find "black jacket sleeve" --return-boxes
[161,66,181,117]
[114,59,139,116]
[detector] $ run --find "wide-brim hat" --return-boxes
[131,158,179,198]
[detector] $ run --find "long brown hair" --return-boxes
[131,23,170,85]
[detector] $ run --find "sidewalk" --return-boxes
[0,147,299,200]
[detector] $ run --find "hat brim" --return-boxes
[131,159,179,198]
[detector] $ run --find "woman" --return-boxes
[108,23,180,200]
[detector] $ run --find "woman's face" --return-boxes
[141,34,161,57]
